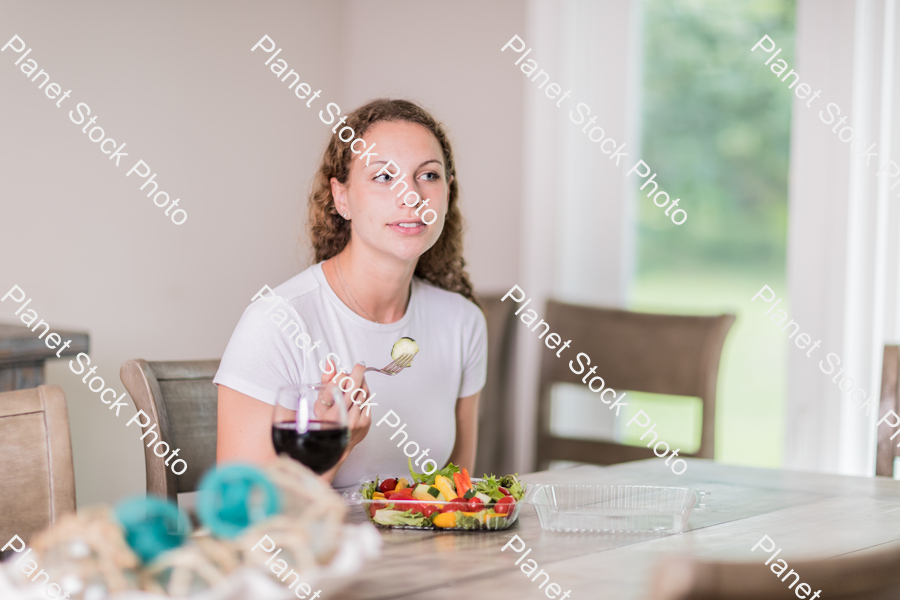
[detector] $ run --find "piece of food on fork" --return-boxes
[391,337,419,363]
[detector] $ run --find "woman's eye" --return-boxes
[421,172,440,182]
[374,173,393,183]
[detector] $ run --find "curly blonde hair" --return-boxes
[307,98,478,306]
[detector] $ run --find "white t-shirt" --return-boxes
[214,262,488,489]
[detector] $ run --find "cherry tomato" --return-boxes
[494,496,515,515]
[379,479,398,493]
[498,487,511,496]
[396,499,416,512]
[441,497,467,513]
[466,497,485,512]
[410,502,437,516]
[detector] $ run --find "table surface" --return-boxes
[320,458,900,600]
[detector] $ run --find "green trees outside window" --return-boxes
[628,0,796,467]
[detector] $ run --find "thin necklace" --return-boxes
[335,254,379,324]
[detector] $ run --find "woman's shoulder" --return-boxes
[271,263,324,303]
[234,265,323,330]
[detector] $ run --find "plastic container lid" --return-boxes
[529,484,707,533]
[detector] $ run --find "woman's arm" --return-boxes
[447,391,480,473]
[217,364,371,482]
[216,385,278,465]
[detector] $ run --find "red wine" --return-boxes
[272,421,349,474]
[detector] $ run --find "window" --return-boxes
[628,0,797,467]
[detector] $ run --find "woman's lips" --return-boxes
[388,221,427,235]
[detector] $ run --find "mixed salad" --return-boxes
[359,459,526,530]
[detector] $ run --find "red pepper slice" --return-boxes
[453,472,471,498]
[461,468,473,489]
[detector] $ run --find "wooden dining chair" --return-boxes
[0,385,76,549]
[474,293,518,477]
[649,543,900,600]
[876,345,900,477]
[534,300,735,470]
[120,359,220,501]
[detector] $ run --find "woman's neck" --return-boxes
[324,242,416,324]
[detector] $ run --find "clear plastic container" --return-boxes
[530,484,704,533]
[343,482,524,531]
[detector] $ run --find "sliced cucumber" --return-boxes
[412,484,433,501]
[391,337,419,363]
[463,489,477,500]
[427,486,441,498]
[475,492,493,505]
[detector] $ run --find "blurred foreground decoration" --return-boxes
[0,458,380,599]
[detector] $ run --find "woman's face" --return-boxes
[331,120,451,265]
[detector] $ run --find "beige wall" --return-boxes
[339,0,526,293]
[0,1,524,506]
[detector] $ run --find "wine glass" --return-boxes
[271,383,350,474]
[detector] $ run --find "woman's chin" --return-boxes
[383,236,437,263]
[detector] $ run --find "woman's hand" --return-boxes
[318,362,372,482]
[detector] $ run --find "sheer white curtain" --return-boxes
[512,0,641,472]
[786,0,900,476]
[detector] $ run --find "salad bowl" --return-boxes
[345,461,526,531]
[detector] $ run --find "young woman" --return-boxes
[214,99,487,488]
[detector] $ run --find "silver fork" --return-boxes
[365,352,415,376]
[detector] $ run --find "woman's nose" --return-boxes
[393,178,422,209]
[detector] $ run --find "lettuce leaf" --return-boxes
[360,478,379,500]
[408,458,430,485]
[500,474,526,501]
[408,458,460,486]
[474,476,506,501]
[474,473,526,501]
[372,509,432,527]
[429,463,461,486]
[454,510,485,530]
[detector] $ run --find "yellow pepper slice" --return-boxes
[395,478,409,491]
[433,512,456,528]
[434,475,457,501]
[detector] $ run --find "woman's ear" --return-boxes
[446,174,454,202]
[330,177,348,215]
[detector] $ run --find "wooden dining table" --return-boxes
[320,458,900,600]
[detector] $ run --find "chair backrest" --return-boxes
[475,293,518,477]
[535,300,734,470]
[0,385,75,547]
[120,359,220,500]
[876,345,900,476]
[649,544,900,600]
